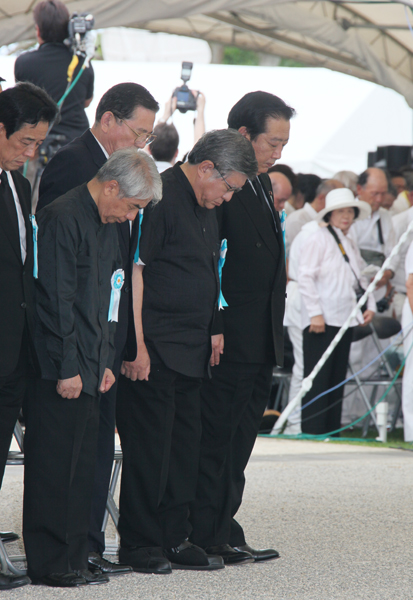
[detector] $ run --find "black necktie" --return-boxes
[252,179,277,233]
[0,170,19,236]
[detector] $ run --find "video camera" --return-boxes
[173,62,197,114]
[67,12,94,54]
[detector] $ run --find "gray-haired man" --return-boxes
[116,129,258,574]
[23,148,162,588]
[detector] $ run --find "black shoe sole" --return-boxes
[0,581,30,590]
[88,566,132,576]
[253,554,280,562]
[170,562,225,571]
[223,557,255,566]
[131,566,172,575]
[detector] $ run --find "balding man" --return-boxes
[285,179,343,253]
[268,170,292,212]
[349,168,396,296]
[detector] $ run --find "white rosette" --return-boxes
[108,268,125,322]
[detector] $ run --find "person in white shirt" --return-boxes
[402,241,413,441]
[284,220,319,434]
[392,196,413,320]
[350,168,396,301]
[285,179,343,253]
[298,188,375,435]
[390,172,413,217]
[268,170,292,212]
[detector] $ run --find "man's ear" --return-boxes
[104,179,119,197]
[100,111,116,134]
[238,126,251,142]
[197,160,215,179]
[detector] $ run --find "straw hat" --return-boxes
[317,188,371,222]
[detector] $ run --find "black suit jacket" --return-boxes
[213,173,286,367]
[0,171,37,376]
[38,129,137,363]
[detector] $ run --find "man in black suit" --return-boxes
[190,92,295,564]
[0,82,58,590]
[38,82,159,575]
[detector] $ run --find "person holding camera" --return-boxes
[298,188,375,435]
[14,0,94,145]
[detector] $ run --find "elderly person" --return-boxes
[298,188,375,436]
[23,148,162,588]
[116,129,258,574]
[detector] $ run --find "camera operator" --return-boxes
[14,0,94,145]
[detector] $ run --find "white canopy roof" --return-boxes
[1,1,413,106]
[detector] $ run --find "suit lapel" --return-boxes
[83,129,107,169]
[12,171,33,262]
[237,181,279,260]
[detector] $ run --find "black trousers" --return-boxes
[23,380,100,579]
[87,354,122,555]
[301,325,353,435]
[0,336,28,489]
[189,361,273,548]
[116,363,202,549]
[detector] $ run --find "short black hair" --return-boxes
[268,163,297,193]
[227,91,295,141]
[297,173,322,204]
[0,82,59,138]
[95,83,159,123]
[150,123,179,163]
[323,206,359,223]
[33,0,69,44]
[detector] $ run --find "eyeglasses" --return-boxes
[120,119,157,146]
[215,167,243,194]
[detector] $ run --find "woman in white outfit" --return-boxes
[298,188,375,435]
[402,242,413,441]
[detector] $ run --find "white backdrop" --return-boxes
[1,55,412,177]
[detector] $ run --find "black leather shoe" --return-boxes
[119,546,172,574]
[204,544,254,565]
[75,569,109,584]
[88,551,132,575]
[164,540,224,571]
[0,531,19,543]
[232,543,280,562]
[32,572,87,587]
[0,573,31,590]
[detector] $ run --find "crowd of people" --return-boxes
[282,164,413,439]
[0,34,293,588]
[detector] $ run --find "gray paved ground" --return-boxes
[1,437,413,600]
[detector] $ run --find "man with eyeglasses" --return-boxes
[189,91,295,565]
[116,129,258,574]
[37,82,159,576]
[0,82,58,590]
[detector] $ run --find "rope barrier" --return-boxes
[290,319,413,417]
[264,330,413,440]
[272,217,413,435]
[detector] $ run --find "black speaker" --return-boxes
[368,145,413,170]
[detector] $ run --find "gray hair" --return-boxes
[188,129,258,180]
[315,179,343,197]
[332,170,358,195]
[96,148,162,204]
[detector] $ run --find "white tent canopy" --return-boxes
[1,1,413,106]
[1,55,410,177]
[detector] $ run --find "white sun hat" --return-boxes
[317,188,371,222]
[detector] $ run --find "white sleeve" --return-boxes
[298,231,324,318]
